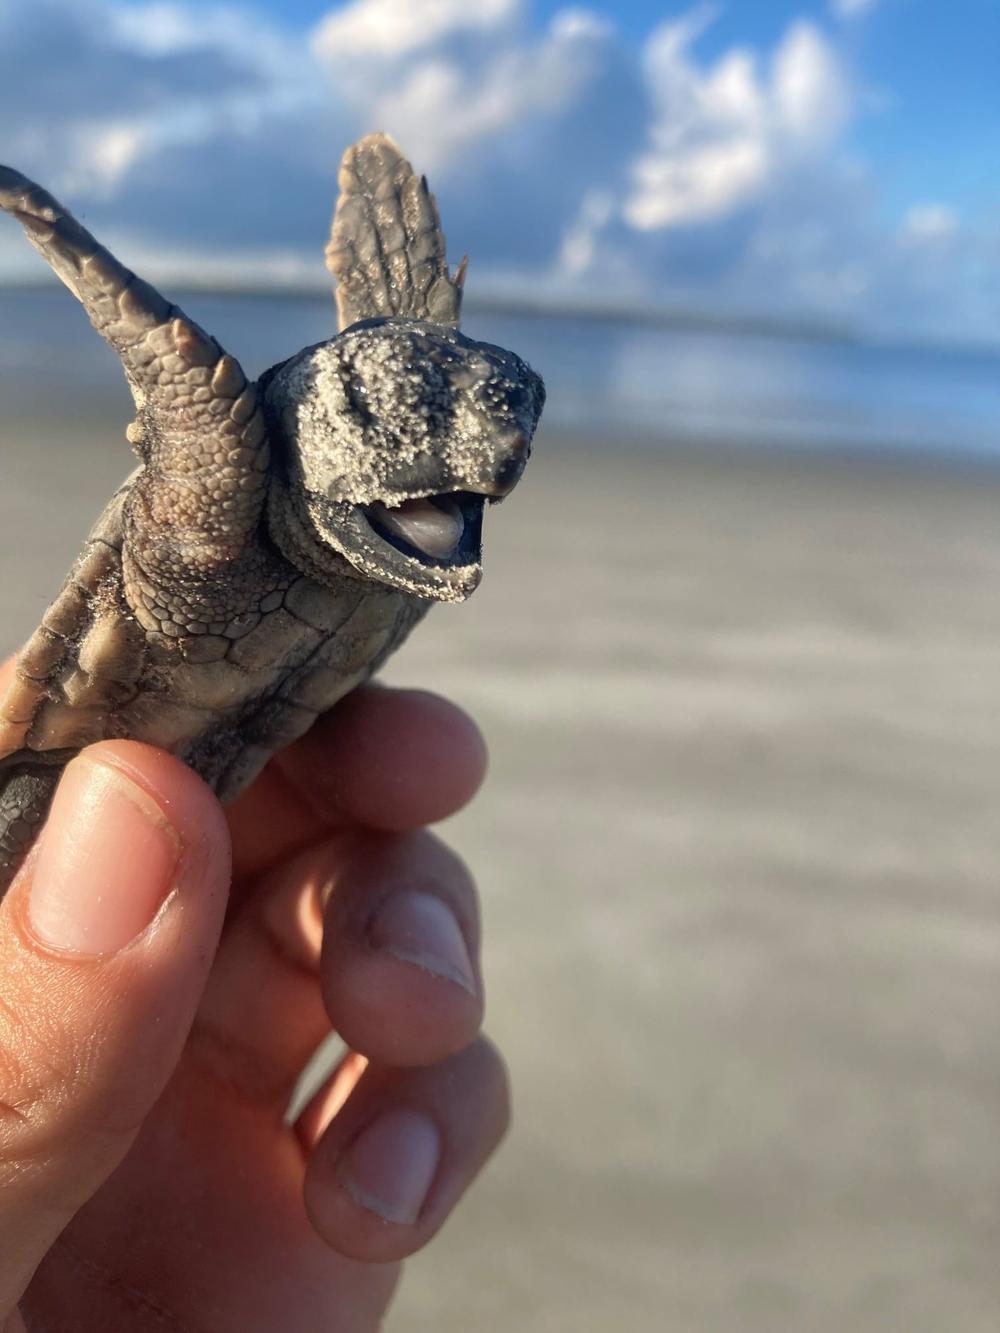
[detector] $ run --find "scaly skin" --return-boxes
[0,133,545,892]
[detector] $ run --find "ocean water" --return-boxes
[2,286,999,457]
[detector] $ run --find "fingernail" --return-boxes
[368,890,476,994]
[29,757,181,956]
[339,1107,440,1225]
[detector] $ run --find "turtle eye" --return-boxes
[345,375,373,424]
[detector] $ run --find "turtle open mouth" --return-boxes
[364,493,485,566]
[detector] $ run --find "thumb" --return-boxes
[0,741,230,1317]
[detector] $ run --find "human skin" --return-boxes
[0,653,507,1332]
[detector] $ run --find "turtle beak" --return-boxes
[480,431,530,499]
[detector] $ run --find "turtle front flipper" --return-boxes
[0,485,140,894]
[0,167,269,569]
[325,133,467,331]
[0,759,67,895]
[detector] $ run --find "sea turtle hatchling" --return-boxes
[0,133,545,894]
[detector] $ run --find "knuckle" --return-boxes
[389,828,479,908]
[461,1034,509,1141]
[442,1035,511,1147]
[468,1035,512,1127]
[333,828,481,931]
[409,830,481,940]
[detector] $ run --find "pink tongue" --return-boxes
[372,497,465,559]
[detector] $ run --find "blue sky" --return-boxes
[1,0,997,343]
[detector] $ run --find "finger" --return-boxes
[191,841,332,1108]
[192,829,483,1108]
[227,686,488,882]
[304,1038,510,1264]
[321,830,483,1068]
[0,742,230,1316]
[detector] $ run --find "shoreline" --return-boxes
[4,284,1000,461]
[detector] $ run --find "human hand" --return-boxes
[0,671,507,1332]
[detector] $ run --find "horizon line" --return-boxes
[2,276,998,360]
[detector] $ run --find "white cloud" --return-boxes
[628,139,769,231]
[899,203,959,245]
[0,0,316,201]
[558,188,615,275]
[772,21,850,143]
[110,2,245,53]
[310,0,615,174]
[830,0,880,17]
[550,8,613,42]
[624,13,850,231]
[82,124,146,193]
[313,0,520,61]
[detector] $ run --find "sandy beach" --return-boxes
[2,404,999,1330]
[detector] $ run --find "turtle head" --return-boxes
[263,317,545,601]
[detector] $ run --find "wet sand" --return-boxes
[3,410,1000,1331]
